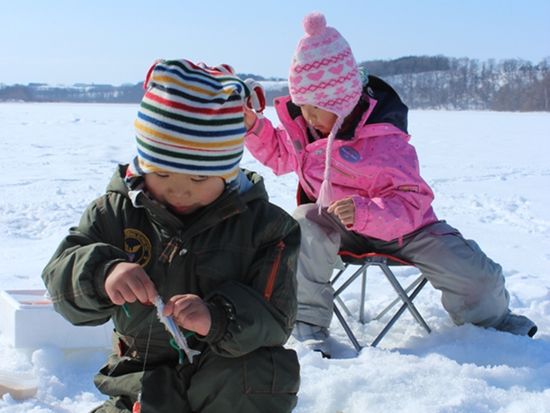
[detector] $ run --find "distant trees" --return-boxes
[360,56,550,111]
[1,56,549,111]
[0,83,145,103]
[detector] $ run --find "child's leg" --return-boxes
[390,221,510,327]
[291,204,342,328]
[188,347,299,413]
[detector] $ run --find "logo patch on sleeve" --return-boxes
[124,228,152,267]
[339,146,361,163]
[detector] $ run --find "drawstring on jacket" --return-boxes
[317,116,345,212]
[159,237,184,264]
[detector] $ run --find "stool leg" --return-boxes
[333,265,366,318]
[335,295,353,317]
[333,265,367,296]
[331,266,347,286]
[380,265,431,334]
[371,278,430,347]
[359,267,368,324]
[334,304,363,353]
[374,274,425,321]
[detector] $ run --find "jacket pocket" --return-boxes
[94,360,143,400]
[194,246,250,284]
[426,221,476,253]
[243,346,300,395]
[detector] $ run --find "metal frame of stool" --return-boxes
[332,252,431,352]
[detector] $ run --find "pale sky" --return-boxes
[1,0,549,85]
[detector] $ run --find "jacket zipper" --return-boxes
[263,240,285,300]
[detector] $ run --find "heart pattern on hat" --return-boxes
[288,13,362,118]
[329,64,344,75]
[307,70,325,81]
[289,74,303,85]
[287,12,365,211]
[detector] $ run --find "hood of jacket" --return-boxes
[284,74,408,138]
[105,164,269,237]
[363,75,408,134]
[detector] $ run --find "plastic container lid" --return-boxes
[0,370,38,400]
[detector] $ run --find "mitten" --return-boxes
[244,78,266,113]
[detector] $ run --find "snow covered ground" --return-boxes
[0,103,549,412]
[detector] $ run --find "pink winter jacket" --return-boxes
[245,95,438,242]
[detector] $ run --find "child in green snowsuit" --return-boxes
[42,59,300,413]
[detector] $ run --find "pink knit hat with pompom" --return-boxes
[289,12,362,117]
[289,12,363,208]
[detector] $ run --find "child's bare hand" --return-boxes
[327,197,356,227]
[243,105,258,131]
[163,294,212,337]
[104,262,158,306]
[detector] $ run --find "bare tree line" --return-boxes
[1,56,549,111]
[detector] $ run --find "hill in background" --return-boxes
[1,56,549,111]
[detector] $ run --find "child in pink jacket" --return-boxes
[244,12,537,357]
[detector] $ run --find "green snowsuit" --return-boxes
[42,165,301,413]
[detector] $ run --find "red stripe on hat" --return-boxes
[146,91,243,115]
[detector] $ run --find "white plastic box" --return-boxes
[0,289,113,349]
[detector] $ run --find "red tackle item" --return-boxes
[133,392,142,413]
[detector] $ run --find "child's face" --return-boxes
[144,171,225,215]
[300,104,338,135]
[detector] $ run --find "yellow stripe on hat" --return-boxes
[135,119,244,150]
[151,74,238,98]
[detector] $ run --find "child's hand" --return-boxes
[327,197,356,227]
[163,294,212,337]
[243,105,258,131]
[104,262,158,306]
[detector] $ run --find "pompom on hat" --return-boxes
[130,59,250,183]
[289,12,363,208]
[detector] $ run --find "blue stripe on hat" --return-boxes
[137,111,246,138]
[155,65,227,91]
[156,61,247,94]
[152,83,244,105]
[137,148,242,171]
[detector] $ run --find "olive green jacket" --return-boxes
[42,165,300,363]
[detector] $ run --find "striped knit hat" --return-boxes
[288,12,363,207]
[131,59,249,182]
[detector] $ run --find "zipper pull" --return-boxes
[159,237,183,264]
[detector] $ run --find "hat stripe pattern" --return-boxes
[137,111,245,138]
[135,122,243,149]
[137,151,242,172]
[292,49,353,73]
[134,59,248,181]
[153,61,241,91]
[138,138,241,162]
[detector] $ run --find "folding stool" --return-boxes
[331,251,431,352]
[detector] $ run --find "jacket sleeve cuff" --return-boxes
[247,116,265,137]
[196,299,231,344]
[94,259,127,303]
[351,195,370,233]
